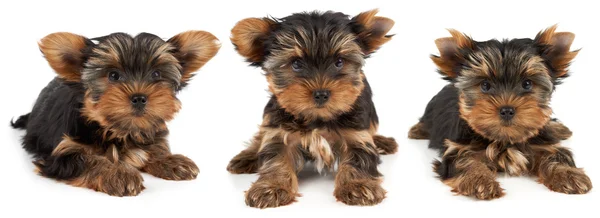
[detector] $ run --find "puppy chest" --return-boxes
[104,144,149,169]
[286,130,339,172]
[485,143,531,176]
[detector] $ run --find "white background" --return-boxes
[1,0,598,217]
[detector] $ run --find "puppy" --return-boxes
[409,25,592,199]
[226,9,398,208]
[11,31,220,196]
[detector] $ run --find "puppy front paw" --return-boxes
[408,122,429,139]
[245,182,297,209]
[373,135,398,155]
[227,151,259,174]
[334,179,386,206]
[446,174,504,200]
[548,120,573,140]
[144,154,199,180]
[96,165,144,197]
[543,167,592,194]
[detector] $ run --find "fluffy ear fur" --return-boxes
[430,29,473,79]
[535,25,579,78]
[351,9,394,55]
[168,31,221,83]
[230,17,276,65]
[39,32,92,83]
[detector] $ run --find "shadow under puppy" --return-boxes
[11,31,220,196]
[409,25,592,199]
[227,9,397,208]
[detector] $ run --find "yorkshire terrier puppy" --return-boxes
[226,9,397,208]
[11,31,220,196]
[409,25,592,199]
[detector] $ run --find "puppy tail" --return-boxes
[10,113,30,129]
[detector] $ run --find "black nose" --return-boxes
[130,94,147,109]
[499,106,515,121]
[313,89,331,105]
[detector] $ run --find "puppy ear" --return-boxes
[351,9,394,55]
[535,25,579,78]
[230,17,276,65]
[431,29,473,79]
[168,31,221,83]
[39,32,92,83]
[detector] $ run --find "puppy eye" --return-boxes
[335,58,343,69]
[291,59,302,72]
[522,79,533,90]
[480,80,492,93]
[108,71,121,81]
[151,71,161,79]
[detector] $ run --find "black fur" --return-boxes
[15,78,103,159]
[418,85,481,153]
[10,113,29,129]
[12,78,104,179]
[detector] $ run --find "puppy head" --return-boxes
[39,31,220,134]
[231,9,393,121]
[431,25,578,143]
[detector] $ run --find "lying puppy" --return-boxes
[409,25,592,199]
[11,31,220,196]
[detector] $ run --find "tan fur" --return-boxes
[535,25,579,77]
[230,18,275,63]
[438,140,504,200]
[245,141,301,208]
[237,119,389,207]
[39,32,89,82]
[81,83,180,143]
[352,9,394,54]
[227,131,263,174]
[168,31,221,81]
[67,157,145,197]
[105,144,119,163]
[443,167,504,200]
[122,148,149,169]
[547,120,573,140]
[408,122,429,139]
[139,139,198,180]
[40,133,197,196]
[334,154,385,205]
[531,144,592,194]
[373,135,398,154]
[431,30,473,78]
[459,93,552,143]
[51,136,95,156]
[270,74,364,121]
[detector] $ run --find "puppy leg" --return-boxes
[434,140,504,200]
[334,133,385,206]
[142,138,199,180]
[547,119,572,140]
[408,122,429,139]
[532,144,592,194]
[227,131,263,174]
[37,137,144,196]
[245,132,301,208]
[373,135,398,155]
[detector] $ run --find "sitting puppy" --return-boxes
[227,9,398,208]
[11,31,220,196]
[409,25,592,199]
